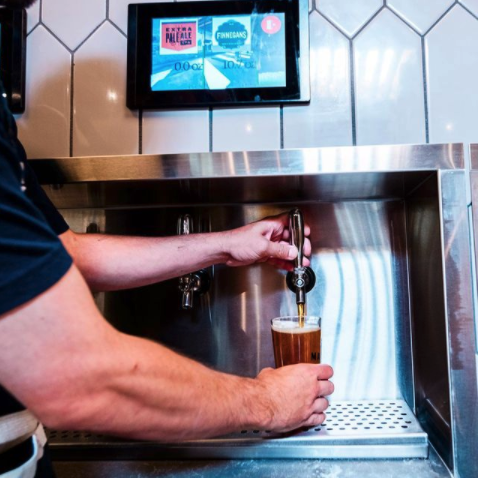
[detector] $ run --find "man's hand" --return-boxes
[254,364,334,432]
[223,212,312,271]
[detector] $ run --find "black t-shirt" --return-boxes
[0,92,72,419]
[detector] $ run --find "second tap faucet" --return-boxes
[177,214,211,310]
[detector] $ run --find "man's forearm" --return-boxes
[0,266,267,441]
[0,265,332,440]
[57,333,268,441]
[61,230,229,291]
[61,213,307,292]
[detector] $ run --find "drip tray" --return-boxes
[47,400,428,460]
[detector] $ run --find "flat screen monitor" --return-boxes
[0,8,26,114]
[127,0,308,109]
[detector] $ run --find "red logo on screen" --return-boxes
[161,22,197,51]
[261,15,281,35]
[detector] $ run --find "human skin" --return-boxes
[0,213,333,440]
[0,269,333,440]
[59,212,312,291]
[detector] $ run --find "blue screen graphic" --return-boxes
[151,13,286,91]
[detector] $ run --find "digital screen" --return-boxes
[151,13,286,91]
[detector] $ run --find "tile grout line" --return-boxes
[280,105,284,149]
[459,2,478,22]
[349,39,357,146]
[421,37,430,144]
[387,6,421,35]
[69,56,75,157]
[316,11,351,38]
[351,5,386,40]
[27,23,40,37]
[73,19,108,53]
[38,21,74,53]
[109,19,127,39]
[209,107,213,153]
[138,109,143,154]
[423,1,458,36]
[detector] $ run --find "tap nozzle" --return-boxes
[178,270,210,310]
[177,215,211,310]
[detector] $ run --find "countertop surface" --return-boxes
[53,447,451,478]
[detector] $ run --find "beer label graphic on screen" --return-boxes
[212,16,251,52]
[159,19,198,55]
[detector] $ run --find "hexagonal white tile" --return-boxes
[73,23,138,156]
[319,0,383,37]
[109,0,171,35]
[459,0,478,17]
[212,107,280,152]
[27,0,40,34]
[426,5,478,144]
[388,0,454,34]
[143,110,209,155]
[16,26,71,159]
[43,0,106,51]
[354,9,425,146]
[283,12,352,149]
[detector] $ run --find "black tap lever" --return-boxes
[286,209,316,304]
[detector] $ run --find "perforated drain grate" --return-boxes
[47,400,428,460]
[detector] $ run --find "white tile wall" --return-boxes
[318,0,383,37]
[26,0,40,34]
[426,5,478,144]
[16,26,71,159]
[15,0,478,158]
[109,0,171,35]
[213,107,280,152]
[143,110,209,155]
[73,22,138,156]
[42,0,106,51]
[460,0,478,17]
[354,9,426,146]
[387,0,454,34]
[283,12,352,149]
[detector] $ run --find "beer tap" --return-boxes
[286,208,316,309]
[177,215,211,310]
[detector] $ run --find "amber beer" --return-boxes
[271,316,321,368]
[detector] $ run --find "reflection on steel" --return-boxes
[30,143,463,184]
[439,171,477,476]
[36,144,477,475]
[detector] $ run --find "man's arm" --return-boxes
[60,212,312,292]
[0,265,333,441]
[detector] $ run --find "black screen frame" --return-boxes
[127,0,301,109]
[0,8,26,114]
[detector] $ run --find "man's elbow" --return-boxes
[32,395,89,431]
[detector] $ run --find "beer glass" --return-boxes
[271,316,321,368]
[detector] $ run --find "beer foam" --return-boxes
[272,320,320,333]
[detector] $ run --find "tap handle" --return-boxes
[289,208,304,269]
[178,214,193,236]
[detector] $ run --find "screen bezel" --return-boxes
[0,8,26,114]
[127,0,301,109]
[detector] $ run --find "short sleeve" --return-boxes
[0,156,73,316]
[24,161,69,235]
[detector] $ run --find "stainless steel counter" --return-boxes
[52,446,451,478]
[33,143,476,477]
